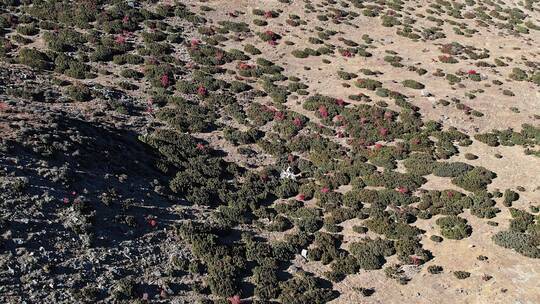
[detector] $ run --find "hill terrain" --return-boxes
[0,1,539,303]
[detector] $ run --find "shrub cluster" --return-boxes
[451,167,496,192]
[402,79,425,89]
[492,208,540,258]
[435,216,472,240]
[18,48,52,70]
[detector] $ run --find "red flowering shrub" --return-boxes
[115,35,126,45]
[397,187,408,194]
[160,74,170,87]
[274,111,285,121]
[341,50,352,57]
[197,86,208,96]
[228,295,242,304]
[259,30,280,42]
[190,38,200,48]
[238,62,252,70]
[318,105,329,118]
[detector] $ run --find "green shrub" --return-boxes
[418,190,465,216]
[453,271,470,279]
[261,80,289,103]
[509,68,528,81]
[328,255,359,281]
[492,230,540,258]
[244,44,261,55]
[267,215,292,232]
[435,216,472,240]
[279,272,336,304]
[433,162,473,177]
[253,265,280,299]
[229,81,252,93]
[468,192,499,219]
[113,54,144,65]
[430,235,443,242]
[308,37,323,44]
[384,264,410,284]
[355,287,375,297]
[156,105,216,133]
[356,78,382,91]
[218,20,250,32]
[469,74,481,81]
[452,167,495,192]
[477,255,488,261]
[446,74,461,83]
[292,49,309,58]
[253,19,268,26]
[43,28,87,52]
[18,48,52,70]
[206,256,241,297]
[363,171,426,191]
[111,278,136,300]
[503,189,519,207]
[337,70,357,80]
[532,72,540,86]
[295,212,323,233]
[274,179,299,199]
[353,226,368,234]
[246,103,274,126]
[349,238,395,270]
[17,24,39,36]
[474,133,499,146]
[383,55,402,64]
[54,54,91,79]
[402,79,425,89]
[66,84,92,102]
[464,153,478,160]
[502,89,515,96]
[427,265,443,274]
[120,68,143,79]
[90,44,115,62]
[146,64,176,88]
[403,153,436,176]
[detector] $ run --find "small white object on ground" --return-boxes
[421,89,431,97]
[280,166,299,180]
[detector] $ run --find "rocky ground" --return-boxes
[0,1,539,303]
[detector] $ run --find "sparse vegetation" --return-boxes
[1,0,538,303]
